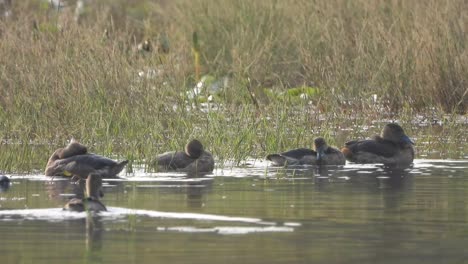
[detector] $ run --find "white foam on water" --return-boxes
[0,207,301,227]
[0,208,85,221]
[157,226,294,235]
[135,184,207,188]
[284,222,301,227]
[105,207,264,223]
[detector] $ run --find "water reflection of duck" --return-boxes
[64,173,107,212]
[266,137,346,166]
[341,123,414,165]
[153,139,215,174]
[45,140,128,179]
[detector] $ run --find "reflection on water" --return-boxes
[0,160,467,264]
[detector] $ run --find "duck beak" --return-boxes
[402,135,414,145]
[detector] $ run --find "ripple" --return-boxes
[5,159,467,183]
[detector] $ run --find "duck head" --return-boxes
[381,123,414,145]
[314,137,328,161]
[0,175,10,191]
[185,139,204,159]
[59,139,88,159]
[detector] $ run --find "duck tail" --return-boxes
[266,154,288,166]
[111,160,129,175]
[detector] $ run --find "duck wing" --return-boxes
[182,151,215,173]
[266,148,316,166]
[279,148,317,159]
[345,140,399,158]
[52,154,126,177]
[155,151,195,170]
[85,198,107,212]
[266,154,291,166]
[324,146,342,155]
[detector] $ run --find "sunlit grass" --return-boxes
[0,0,466,173]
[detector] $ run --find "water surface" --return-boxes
[1,160,467,264]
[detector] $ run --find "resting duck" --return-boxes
[45,139,128,178]
[64,172,107,212]
[153,139,215,173]
[266,137,346,166]
[341,123,414,165]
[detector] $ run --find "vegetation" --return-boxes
[0,0,466,172]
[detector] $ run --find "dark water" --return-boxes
[1,160,468,264]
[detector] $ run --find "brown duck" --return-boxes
[341,123,414,165]
[45,139,128,178]
[153,139,215,174]
[63,172,107,212]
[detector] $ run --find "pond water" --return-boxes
[1,159,468,264]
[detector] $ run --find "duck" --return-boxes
[153,139,215,174]
[341,123,414,165]
[63,173,107,212]
[0,175,11,190]
[266,137,346,166]
[45,139,128,179]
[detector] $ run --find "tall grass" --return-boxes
[0,0,466,172]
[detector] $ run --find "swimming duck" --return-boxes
[266,137,346,166]
[341,123,414,165]
[0,175,11,191]
[63,173,107,212]
[45,140,128,178]
[153,139,215,173]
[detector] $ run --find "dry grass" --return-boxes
[0,0,466,172]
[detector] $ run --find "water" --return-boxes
[1,160,467,264]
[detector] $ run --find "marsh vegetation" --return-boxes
[0,0,466,172]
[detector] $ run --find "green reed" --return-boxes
[0,0,466,173]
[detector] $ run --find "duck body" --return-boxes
[266,148,316,166]
[267,138,346,166]
[341,123,414,165]
[46,154,128,178]
[63,197,107,212]
[155,151,214,173]
[45,140,127,178]
[154,139,215,174]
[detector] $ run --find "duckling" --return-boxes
[154,139,214,173]
[45,140,128,178]
[267,137,345,166]
[63,173,107,212]
[341,123,414,165]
